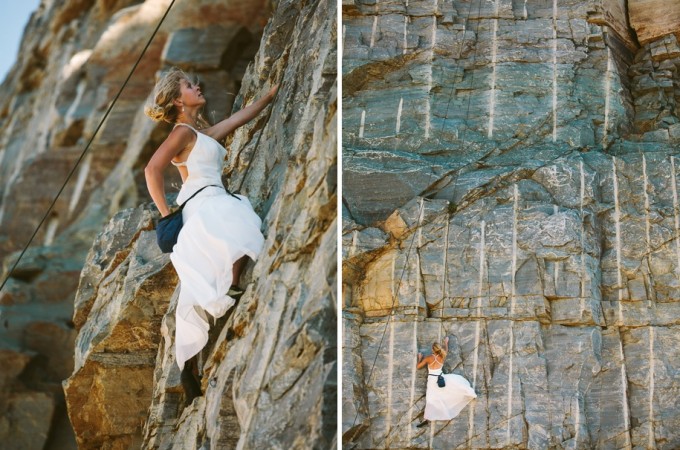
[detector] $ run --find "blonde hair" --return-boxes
[432,342,447,360]
[144,67,209,127]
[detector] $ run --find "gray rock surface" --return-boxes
[343,1,680,448]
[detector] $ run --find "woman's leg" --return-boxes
[232,256,248,288]
[181,355,202,405]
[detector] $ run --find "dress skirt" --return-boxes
[424,369,477,420]
[170,186,264,370]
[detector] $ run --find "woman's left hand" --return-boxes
[417,352,422,361]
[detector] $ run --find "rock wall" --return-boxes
[343,0,680,449]
[628,0,680,44]
[0,0,336,448]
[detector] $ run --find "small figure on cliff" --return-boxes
[416,336,477,428]
[144,67,277,399]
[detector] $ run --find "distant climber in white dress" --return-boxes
[416,336,477,428]
[143,67,277,398]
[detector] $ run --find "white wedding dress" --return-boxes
[169,123,264,370]
[425,359,477,420]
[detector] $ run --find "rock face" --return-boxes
[629,0,680,44]
[0,0,335,448]
[343,1,680,449]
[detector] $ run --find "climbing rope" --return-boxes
[0,0,176,294]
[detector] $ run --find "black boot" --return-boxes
[416,420,430,428]
[181,357,202,406]
[227,286,244,301]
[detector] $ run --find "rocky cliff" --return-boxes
[343,0,680,448]
[0,0,336,448]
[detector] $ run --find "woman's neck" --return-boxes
[177,110,201,128]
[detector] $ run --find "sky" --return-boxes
[0,0,41,83]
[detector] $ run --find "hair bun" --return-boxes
[144,103,165,121]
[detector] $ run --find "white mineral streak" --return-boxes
[472,220,486,388]
[580,160,586,316]
[343,24,346,50]
[359,110,366,138]
[643,154,651,255]
[65,79,86,121]
[506,184,518,446]
[349,229,358,258]
[648,327,655,449]
[612,157,624,322]
[488,0,500,139]
[396,98,403,134]
[386,318,394,439]
[0,119,24,226]
[468,219,486,446]
[553,205,560,289]
[406,200,424,441]
[575,397,581,443]
[370,16,378,48]
[429,422,435,448]
[403,16,408,55]
[60,50,92,80]
[407,317,417,443]
[425,15,437,139]
[43,217,59,246]
[391,252,396,299]
[69,153,93,216]
[618,334,632,449]
[552,0,558,142]
[511,186,518,315]
[443,210,449,302]
[416,199,424,301]
[603,45,612,147]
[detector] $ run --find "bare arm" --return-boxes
[144,127,194,217]
[203,85,278,142]
[417,353,433,370]
[443,336,449,353]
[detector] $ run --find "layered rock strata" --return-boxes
[343,0,680,448]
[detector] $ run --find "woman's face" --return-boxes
[178,78,205,108]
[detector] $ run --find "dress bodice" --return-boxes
[427,354,443,374]
[428,366,443,375]
[174,123,226,205]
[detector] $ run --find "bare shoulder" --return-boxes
[162,125,195,150]
[169,124,197,140]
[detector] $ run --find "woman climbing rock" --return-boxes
[416,336,477,428]
[143,67,277,397]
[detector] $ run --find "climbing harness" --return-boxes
[0,0,177,294]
